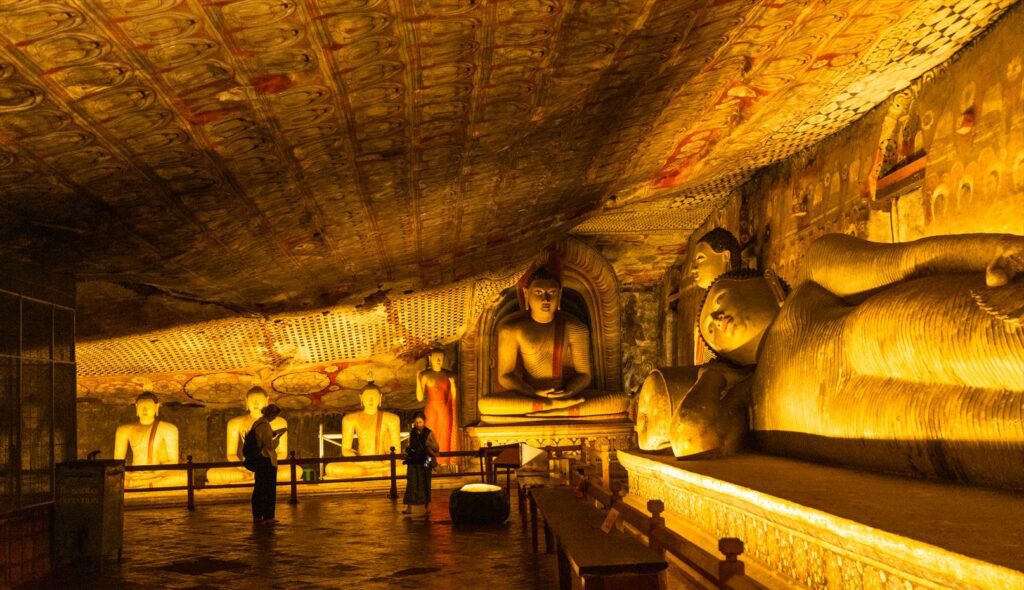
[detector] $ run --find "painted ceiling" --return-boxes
[0,0,1016,343]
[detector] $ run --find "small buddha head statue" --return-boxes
[699,270,786,366]
[135,392,159,425]
[244,386,270,418]
[691,228,742,289]
[524,267,561,324]
[360,382,383,414]
[427,348,445,372]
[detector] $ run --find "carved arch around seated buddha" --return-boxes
[459,238,622,425]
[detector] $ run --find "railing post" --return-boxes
[484,442,494,484]
[600,446,611,489]
[388,446,398,500]
[186,455,195,511]
[647,499,665,553]
[288,451,299,505]
[718,538,745,588]
[609,481,624,510]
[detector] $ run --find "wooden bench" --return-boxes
[529,487,667,589]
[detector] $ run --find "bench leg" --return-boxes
[543,521,554,554]
[556,541,572,590]
[529,494,539,552]
[519,486,526,527]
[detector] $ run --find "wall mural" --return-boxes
[744,4,1024,284]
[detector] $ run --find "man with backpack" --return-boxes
[246,403,285,524]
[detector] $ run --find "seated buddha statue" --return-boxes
[478,268,630,424]
[416,348,458,463]
[637,232,1024,488]
[206,387,291,484]
[114,392,188,489]
[324,383,403,479]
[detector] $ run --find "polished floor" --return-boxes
[40,490,559,590]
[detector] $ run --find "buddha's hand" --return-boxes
[986,237,1024,287]
[697,360,754,388]
[535,388,575,400]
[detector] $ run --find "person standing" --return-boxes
[402,411,439,517]
[252,404,284,524]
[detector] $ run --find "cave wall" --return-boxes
[747,6,1024,282]
[672,7,1024,361]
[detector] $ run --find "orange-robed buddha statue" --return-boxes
[416,348,458,461]
[636,232,1024,489]
[478,268,630,424]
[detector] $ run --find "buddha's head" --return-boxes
[634,372,672,451]
[691,228,741,289]
[699,271,784,366]
[245,386,270,418]
[135,392,159,426]
[360,383,383,415]
[525,268,561,324]
[427,349,445,371]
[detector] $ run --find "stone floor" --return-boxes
[37,490,561,590]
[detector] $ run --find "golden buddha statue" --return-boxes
[638,232,1024,488]
[689,228,741,289]
[688,228,742,364]
[206,387,291,485]
[324,383,403,479]
[478,268,630,423]
[114,392,188,489]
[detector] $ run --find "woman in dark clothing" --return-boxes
[403,411,440,517]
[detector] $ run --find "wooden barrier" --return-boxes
[121,443,534,509]
[570,471,768,590]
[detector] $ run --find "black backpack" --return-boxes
[242,427,261,472]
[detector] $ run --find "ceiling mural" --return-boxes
[0,0,1016,346]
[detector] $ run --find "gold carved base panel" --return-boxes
[464,422,635,452]
[618,451,1024,590]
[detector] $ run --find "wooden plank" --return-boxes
[531,489,666,576]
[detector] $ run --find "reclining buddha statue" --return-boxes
[478,268,630,424]
[636,232,1024,489]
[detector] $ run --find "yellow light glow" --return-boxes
[460,484,502,493]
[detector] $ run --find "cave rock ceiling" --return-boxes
[0,0,1014,338]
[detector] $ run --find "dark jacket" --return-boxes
[405,427,439,465]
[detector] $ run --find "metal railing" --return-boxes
[123,442,529,510]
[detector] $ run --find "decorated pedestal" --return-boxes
[464,421,635,452]
[618,450,1024,590]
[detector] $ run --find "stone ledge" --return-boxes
[619,450,1024,590]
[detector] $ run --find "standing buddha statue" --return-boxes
[416,348,458,463]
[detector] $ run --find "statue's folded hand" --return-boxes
[986,238,1024,287]
[535,388,574,399]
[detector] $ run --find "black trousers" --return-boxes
[252,457,277,520]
